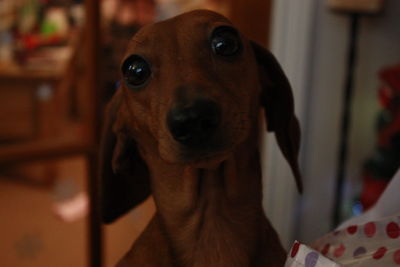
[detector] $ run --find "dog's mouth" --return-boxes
[158,129,238,169]
[182,147,232,169]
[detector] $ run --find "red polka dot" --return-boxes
[386,222,400,238]
[364,222,376,237]
[321,244,330,255]
[333,244,346,258]
[373,247,387,259]
[394,250,400,264]
[291,242,300,258]
[347,225,358,235]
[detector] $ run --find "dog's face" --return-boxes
[119,10,261,167]
[101,10,302,223]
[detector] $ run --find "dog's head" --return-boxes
[101,10,302,223]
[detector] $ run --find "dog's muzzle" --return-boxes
[167,99,221,148]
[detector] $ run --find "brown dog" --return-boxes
[100,9,302,267]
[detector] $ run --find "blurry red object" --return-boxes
[377,65,400,146]
[20,33,64,51]
[360,172,388,210]
[379,64,400,93]
[378,85,392,108]
[23,35,40,50]
[378,116,400,147]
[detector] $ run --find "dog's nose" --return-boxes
[167,100,221,146]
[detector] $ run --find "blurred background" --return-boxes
[0,0,399,266]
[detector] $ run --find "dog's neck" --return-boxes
[139,134,285,267]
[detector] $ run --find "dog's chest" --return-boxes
[164,189,263,267]
[173,214,257,267]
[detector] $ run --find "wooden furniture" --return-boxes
[0,0,102,266]
[0,48,94,165]
[228,0,272,47]
[0,65,61,142]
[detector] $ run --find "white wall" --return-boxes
[296,0,349,243]
[264,0,400,246]
[262,0,315,248]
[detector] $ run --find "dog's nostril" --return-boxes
[200,118,218,131]
[167,100,220,146]
[173,121,194,140]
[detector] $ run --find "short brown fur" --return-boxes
[100,10,302,267]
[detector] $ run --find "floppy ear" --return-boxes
[250,41,303,193]
[99,89,151,223]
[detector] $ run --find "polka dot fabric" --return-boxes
[311,214,400,266]
[284,241,341,267]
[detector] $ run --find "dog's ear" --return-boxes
[250,41,303,193]
[99,89,151,223]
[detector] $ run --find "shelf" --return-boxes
[0,63,64,81]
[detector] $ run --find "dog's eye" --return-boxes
[211,26,241,57]
[122,55,151,89]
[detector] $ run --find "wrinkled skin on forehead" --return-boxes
[118,10,262,167]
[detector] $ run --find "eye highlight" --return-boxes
[121,55,151,89]
[210,26,242,57]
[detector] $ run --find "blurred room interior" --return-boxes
[0,0,399,266]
